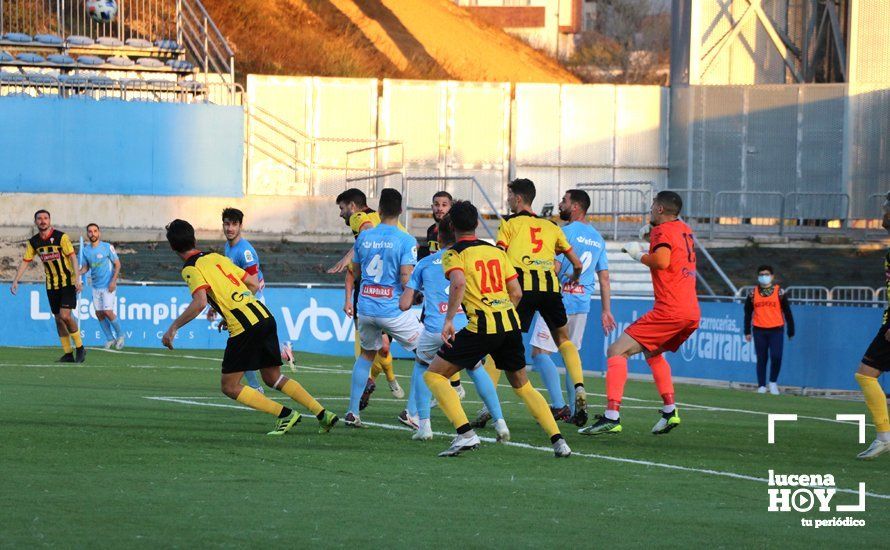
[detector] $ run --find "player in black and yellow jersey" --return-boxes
[161,219,338,436]
[418,191,453,260]
[424,201,571,458]
[493,178,590,426]
[10,210,85,363]
[328,188,405,406]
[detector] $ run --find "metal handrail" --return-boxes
[690,232,737,296]
[712,190,785,236]
[404,176,503,241]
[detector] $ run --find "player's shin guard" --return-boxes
[413,363,432,420]
[532,354,566,408]
[348,356,374,414]
[647,355,676,412]
[467,365,504,421]
[558,340,584,389]
[236,386,285,416]
[484,357,502,386]
[514,381,561,439]
[856,373,890,433]
[605,356,628,418]
[424,371,469,430]
[279,378,324,416]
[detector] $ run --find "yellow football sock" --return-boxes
[370,355,383,380]
[69,331,83,348]
[280,378,324,416]
[514,381,561,438]
[485,358,501,386]
[236,386,285,416]
[59,336,72,354]
[380,352,396,382]
[449,372,461,384]
[856,373,890,433]
[424,371,469,429]
[559,340,584,387]
[354,331,360,358]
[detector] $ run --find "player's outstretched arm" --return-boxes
[162,289,208,349]
[507,277,522,308]
[109,257,121,293]
[10,260,31,295]
[400,265,414,288]
[597,269,616,334]
[563,248,583,282]
[68,252,82,292]
[327,248,355,274]
[641,247,670,270]
[243,273,260,294]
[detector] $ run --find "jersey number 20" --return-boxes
[475,259,503,293]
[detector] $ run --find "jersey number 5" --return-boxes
[216,264,241,286]
[530,227,543,253]
[475,259,503,294]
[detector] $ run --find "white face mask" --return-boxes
[758,274,773,286]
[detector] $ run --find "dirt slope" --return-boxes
[202,0,578,83]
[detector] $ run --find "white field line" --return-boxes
[143,395,890,502]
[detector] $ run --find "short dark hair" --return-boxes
[86,223,99,231]
[222,207,244,224]
[566,189,591,212]
[166,219,197,253]
[378,188,403,218]
[335,188,367,208]
[437,218,456,247]
[432,191,453,202]
[34,209,50,220]
[448,200,478,232]
[508,178,536,205]
[654,191,683,215]
[757,265,773,274]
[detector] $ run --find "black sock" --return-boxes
[574,383,584,390]
[451,380,461,387]
[550,434,564,444]
[456,423,472,435]
[278,407,292,419]
[316,409,326,420]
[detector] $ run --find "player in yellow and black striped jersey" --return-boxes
[423,201,571,458]
[495,178,590,427]
[161,219,339,436]
[10,209,85,363]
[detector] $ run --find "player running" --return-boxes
[161,219,338,435]
[424,200,571,458]
[528,190,615,420]
[345,189,423,427]
[580,191,700,436]
[399,218,510,442]
[492,178,587,426]
[80,223,125,350]
[853,192,890,459]
[330,188,404,405]
[10,210,85,363]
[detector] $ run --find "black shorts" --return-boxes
[46,285,77,315]
[222,317,282,374]
[437,329,525,372]
[353,285,360,323]
[516,290,567,333]
[862,324,890,372]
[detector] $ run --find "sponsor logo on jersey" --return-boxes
[362,284,394,298]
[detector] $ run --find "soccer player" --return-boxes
[213,207,265,393]
[580,191,699,436]
[10,210,85,363]
[853,192,890,459]
[80,223,125,349]
[424,200,571,458]
[399,218,509,442]
[345,189,423,427]
[331,188,404,404]
[528,190,615,420]
[493,178,587,426]
[160,219,338,435]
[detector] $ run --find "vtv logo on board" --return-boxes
[280,299,354,342]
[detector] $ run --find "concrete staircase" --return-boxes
[601,241,653,296]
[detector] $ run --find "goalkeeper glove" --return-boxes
[639,223,652,240]
[622,241,645,262]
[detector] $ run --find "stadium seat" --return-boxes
[67,35,95,46]
[0,72,26,83]
[124,38,153,48]
[136,58,165,68]
[47,54,76,65]
[2,32,32,43]
[16,52,46,64]
[0,51,13,63]
[106,56,135,67]
[34,34,64,46]
[77,55,105,67]
[154,39,179,50]
[96,37,125,47]
[165,59,194,71]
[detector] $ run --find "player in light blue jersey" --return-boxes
[213,208,266,392]
[80,224,125,349]
[398,220,510,441]
[529,190,616,419]
[346,189,424,427]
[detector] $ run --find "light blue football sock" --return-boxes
[98,318,114,341]
[242,370,262,390]
[407,361,421,417]
[467,364,504,422]
[413,362,432,420]
[532,354,566,409]
[109,318,123,339]
[565,367,576,415]
[348,355,374,415]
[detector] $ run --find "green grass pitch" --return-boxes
[2,346,887,547]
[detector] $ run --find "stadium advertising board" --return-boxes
[2,283,880,391]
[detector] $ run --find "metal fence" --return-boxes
[576,181,653,239]
[734,284,888,308]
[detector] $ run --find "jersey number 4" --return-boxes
[366,254,384,283]
[475,259,503,294]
